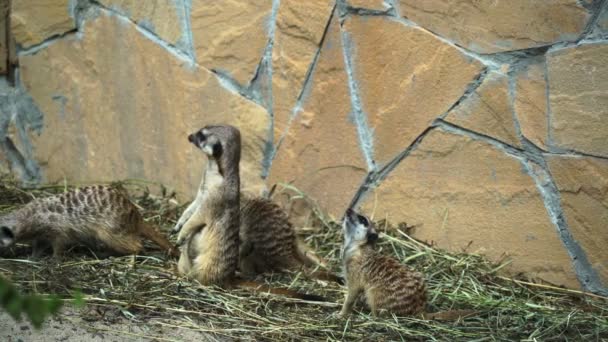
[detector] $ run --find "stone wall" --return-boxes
[0,0,606,295]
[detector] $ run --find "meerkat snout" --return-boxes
[188,130,205,145]
[0,225,15,247]
[343,208,377,244]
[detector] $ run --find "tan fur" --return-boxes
[0,185,178,257]
[173,125,329,300]
[174,125,241,287]
[341,209,426,317]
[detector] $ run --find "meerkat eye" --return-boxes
[0,226,13,239]
[357,214,369,226]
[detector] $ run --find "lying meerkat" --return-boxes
[0,185,178,258]
[173,125,325,301]
[340,208,427,317]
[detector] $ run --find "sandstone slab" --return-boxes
[548,156,608,286]
[270,15,367,220]
[191,0,272,86]
[272,0,334,140]
[348,0,387,10]
[446,71,520,147]
[19,11,269,199]
[514,61,548,150]
[547,43,608,157]
[345,16,483,164]
[398,0,588,53]
[362,129,579,288]
[97,0,188,50]
[11,0,75,48]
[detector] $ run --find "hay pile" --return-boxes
[0,176,607,341]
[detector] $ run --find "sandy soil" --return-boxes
[0,308,228,342]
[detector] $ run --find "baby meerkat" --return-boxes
[0,185,178,258]
[340,208,426,317]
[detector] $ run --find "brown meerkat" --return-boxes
[340,208,427,317]
[174,125,241,286]
[239,196,342,283]
[173,125,326,301]
[340,209,477,320]
[0,185,178,258]
[173,129,340,284]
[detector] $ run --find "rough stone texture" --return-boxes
[446,71,520,147]
[348,0,387,10]
[11,0,75,48]
[0,1,7,75]
[190,0,272,86]
[270,15,366,220]
[547,43,608,157]
[398,0,588,53]
[597,6,608,34]
[19,11,269,198]
[345,16,484,164]
[362,129,579,288]
[272,0,334,140]
[514,61,548,150]
[548,156,608,286]
[97,0,187,49]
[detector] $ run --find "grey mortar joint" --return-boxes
[83,1,196,66]
[506,64,527,147]
[272,4,337,162]
[338,2,377,171]
[438,67,489,121]
[436,120,608,295]
[256,0,280,179]
[0,72,44,185]
[577,0,608,41]
[523,148,608,295]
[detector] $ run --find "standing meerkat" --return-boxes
[173,129,339,283]
[173,125,326,301]
[174,125,241,286]
[340,208,427,317]
[0,185,178,258]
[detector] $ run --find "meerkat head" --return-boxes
[343,208,378,249]
[188,125,242,175]
[0,215,18,248]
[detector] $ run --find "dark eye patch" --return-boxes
[0,226,14,239]
[357,214,369,226]
[212,142,223,158]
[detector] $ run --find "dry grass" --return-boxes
[0,176,607,341]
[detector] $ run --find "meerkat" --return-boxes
[173,129,340,284]
[0,185,178,258]
[173,125,326,301]
[174,125,241,287]
[340,208,427,317]
[239,196,342,283]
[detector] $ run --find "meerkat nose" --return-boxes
[188,133,196,143]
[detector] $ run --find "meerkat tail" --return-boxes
[234,279,327,302]
[295,241,328,268]
[305,270,345,285]
[421,310,478,321]
[139,222,179,257]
